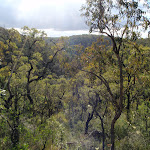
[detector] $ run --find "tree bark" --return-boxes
[85,112,94,134]
[11,97,20,149]
[110,110,122,150]
[110,52,123,150]
[96,111,105,150]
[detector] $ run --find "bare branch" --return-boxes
[82,69,119,108]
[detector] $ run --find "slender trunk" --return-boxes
[111,110,122,150]
[11,97,20,148]
[96,111,105,150]
[11,116,19,148]
[136,99,139,110]
[127,91,130,122]
[85,93,99,134]
[42,140,47,150]
[27,62,33,104]
[27,82,33,104]
[85,112,94,134]
[111,54,123,150]
[127,73,131,122]
[102,119,105,150]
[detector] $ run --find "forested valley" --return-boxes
[0,26,149,150]
[0,0,150,150]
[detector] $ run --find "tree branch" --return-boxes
[82,69,119,108]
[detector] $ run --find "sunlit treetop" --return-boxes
[81,0,150,38]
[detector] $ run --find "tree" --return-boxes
[81,0,150,149]
[0,27,66,149]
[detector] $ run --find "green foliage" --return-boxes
[0,25,150,150]
[0,26,68,150]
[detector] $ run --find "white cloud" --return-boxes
[17,0,86,19]
[42,28,89,37]
[0,0,87,30]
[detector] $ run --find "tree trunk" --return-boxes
[11,113,20,148]
[127,91,130,122]
[110,52,123,150]
[42,140,47,150]
[111,110,122,150]
[85,112,94,134]
[11,120,19,148]
[96,111,105,150]
[11,97,20,149]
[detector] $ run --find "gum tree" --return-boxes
[0,27,66,149]
[81,0,150,149]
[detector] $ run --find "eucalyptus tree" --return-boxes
[0,27,66,149]
[81,0,150,149]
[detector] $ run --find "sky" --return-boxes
[0,0,89,37]
[0,0,149,37]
